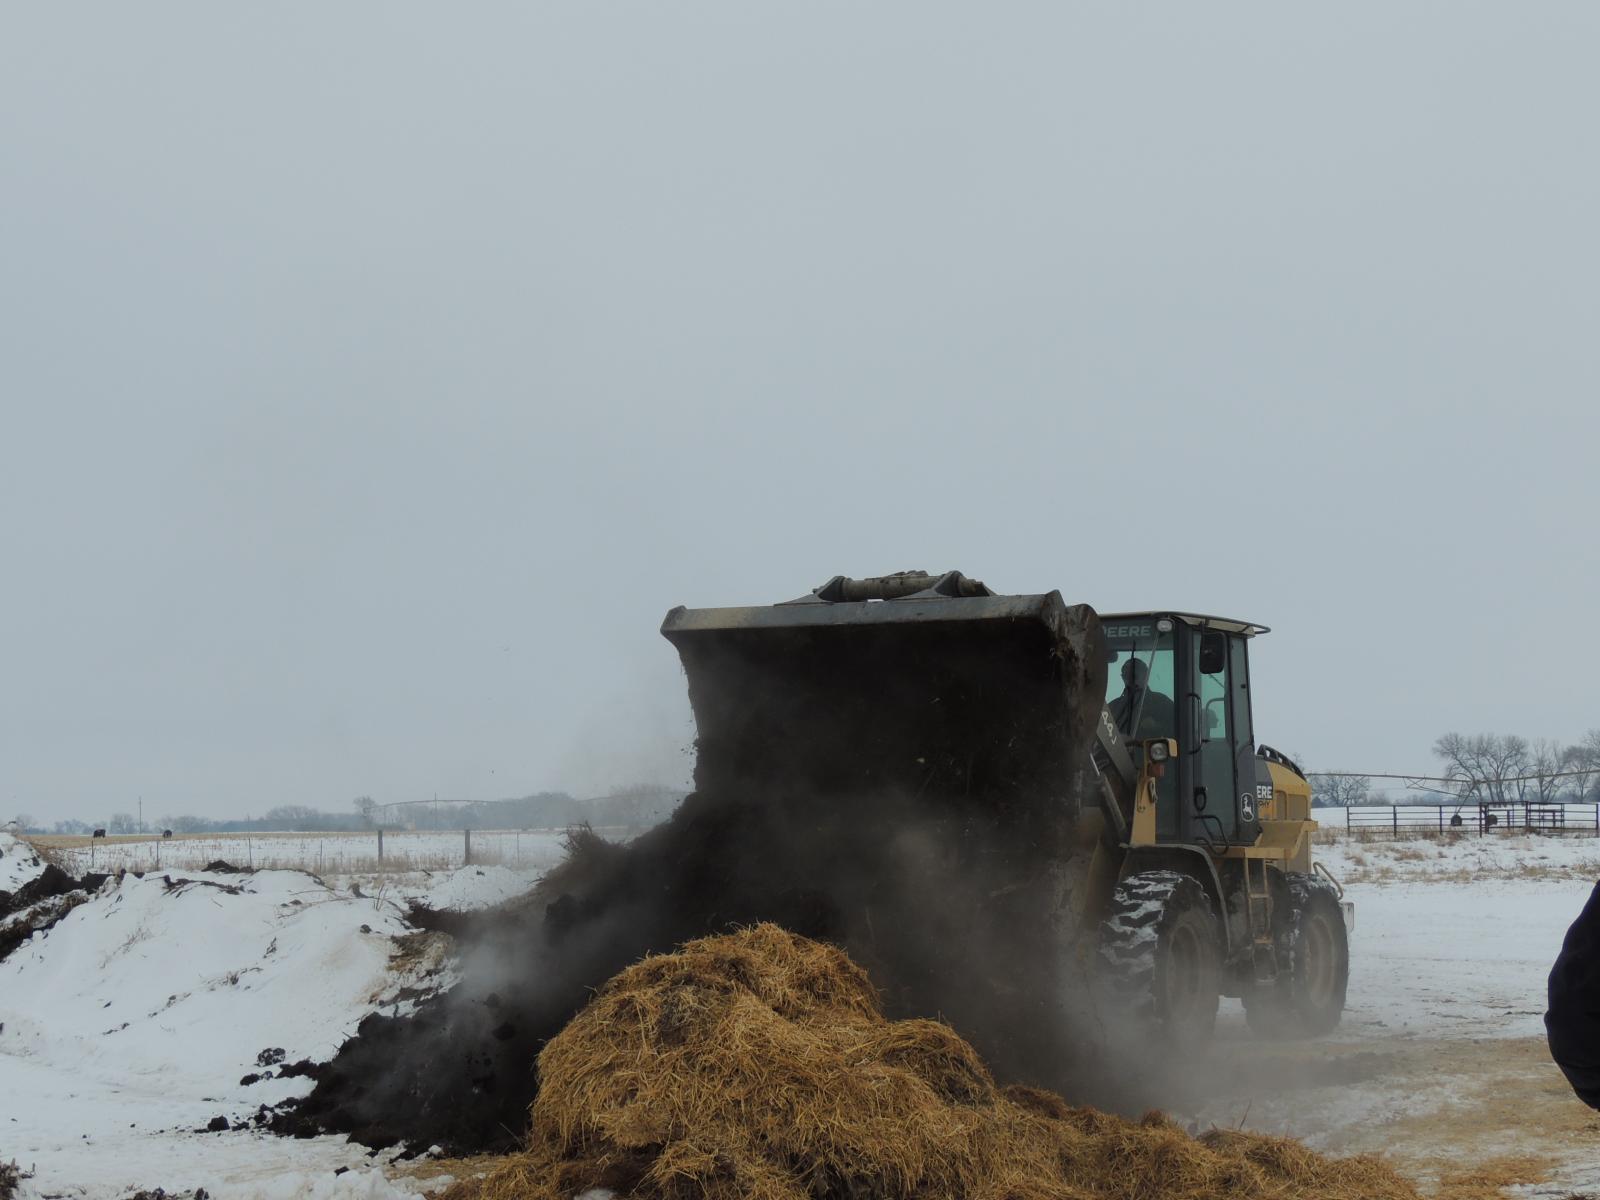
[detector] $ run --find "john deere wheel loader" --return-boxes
[660,570,1351,1045]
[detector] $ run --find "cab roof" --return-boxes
[1099,611,1270,637]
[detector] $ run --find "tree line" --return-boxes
[1311,730,1600,808]
[14,784,686,836]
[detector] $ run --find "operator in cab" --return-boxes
[1107,658,1176,740]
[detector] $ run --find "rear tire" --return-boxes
[1243,873,1349,1038]
[1099,871,1221,1045]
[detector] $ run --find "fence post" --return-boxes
[1345,807,1352,834]
[378,828,384,864]
[464,828,472,866]
[1392,806,1398,838]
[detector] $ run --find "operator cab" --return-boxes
[1099,612,1269,849]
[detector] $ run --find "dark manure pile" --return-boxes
[275,609,1119,1154]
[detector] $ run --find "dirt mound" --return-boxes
[0,865,111,963]
[443,925,1418,1200]
[0,863,87,919]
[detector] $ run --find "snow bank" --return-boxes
[0,867,449,1198]
[0,832,47,893]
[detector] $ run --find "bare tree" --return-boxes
[1309,773,1371,808]
[1565,731,1600,803]
[106,812,139,834]
[1432,733,1531,804]
[1528,738,1569,804]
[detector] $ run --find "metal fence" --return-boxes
[62,828,581,874]
[1343,802,1600,838]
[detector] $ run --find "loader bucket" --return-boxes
[660,574,1108,837]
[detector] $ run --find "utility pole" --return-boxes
[138,797,143,835]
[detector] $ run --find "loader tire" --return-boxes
[1099,871,1221,1045]
[1243,874,1349,1038]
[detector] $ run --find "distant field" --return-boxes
[33,828,578,875]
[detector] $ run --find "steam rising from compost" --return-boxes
[277,602,1142,1153]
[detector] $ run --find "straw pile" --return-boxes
[443,924,1421,1200]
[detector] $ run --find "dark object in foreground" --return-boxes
[1547,880,1600,1109]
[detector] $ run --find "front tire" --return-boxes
[1243,873,1349,1038]
[1099,871,1221,1045]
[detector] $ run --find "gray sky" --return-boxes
[4,4,1597,823]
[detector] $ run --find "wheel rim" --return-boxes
[1165,923,1206,1025]
[1302,911,1336,1008]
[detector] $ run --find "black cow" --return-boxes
[92,828,107,838]
[162,829,173,839]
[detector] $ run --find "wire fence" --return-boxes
[56,828,584,875]
[1342,802,1600,839]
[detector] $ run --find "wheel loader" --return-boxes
[660,570,1351,1043]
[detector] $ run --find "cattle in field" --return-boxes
[162,829,173,838]
[92,828,107,838]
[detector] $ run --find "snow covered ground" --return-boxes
[1314,836,1593,1041]
[1319,830,1600,885]
[3,829,1598,1197]
[0,860,537,1199]
[1195,832,1600,1195]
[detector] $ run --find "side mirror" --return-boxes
[1198,631,1226,675]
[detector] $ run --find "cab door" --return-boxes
[1229,634,1263,842]
[1191,630,1239,845]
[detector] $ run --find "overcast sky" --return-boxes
[4,4,1597,823]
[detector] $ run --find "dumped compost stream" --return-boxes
[275,612,1122,1154]
[272,784,1108,1154]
